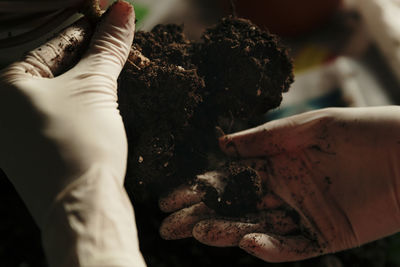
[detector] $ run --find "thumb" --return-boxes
[219,109,334,158]
[76,0,135,82]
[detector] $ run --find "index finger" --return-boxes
[159,183,205,213]
[6,18,92,80]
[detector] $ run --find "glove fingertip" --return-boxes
[158,197,174,213]
[218,127,264,158]
[79,0,135,81]
[104,0,135,29]
[239,233,279,261]
[158,184,204,213]
[239,233,323,263]
[239,233,264,250]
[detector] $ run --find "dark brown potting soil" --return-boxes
[118,16,292,201]
[199,162,263,217]
[1,16,398,267]
[116,16,294,266]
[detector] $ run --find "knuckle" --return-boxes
[1,61,43,83]
[92,32,130,68]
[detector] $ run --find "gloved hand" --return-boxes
[159,106,400,262]
[0,1,146,266]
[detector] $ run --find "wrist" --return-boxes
[41,164,145,267]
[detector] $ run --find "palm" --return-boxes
[160,107,400,262]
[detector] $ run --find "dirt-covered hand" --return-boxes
[0,1,146,267]
[159,106,400,262]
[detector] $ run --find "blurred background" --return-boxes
[1,0,400,266]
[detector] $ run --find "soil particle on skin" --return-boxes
[325,176,332,185]
[51,22,92,76]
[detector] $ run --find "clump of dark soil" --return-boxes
[116,16,294,266]
[197,17,293,119]
[199,162,262,217]
[118,17,293,202]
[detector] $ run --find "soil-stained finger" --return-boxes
[159,202,215,240]
[21,18,92,78]
[192,219,264,247]
[192,209,298,247]
[239,233,323,263]
[159,184,205,213]
[77,0,136,82]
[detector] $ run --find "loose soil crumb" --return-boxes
[199,162,262,217]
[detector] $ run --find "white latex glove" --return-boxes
[159,106,400,262]
[0,1,146,266]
